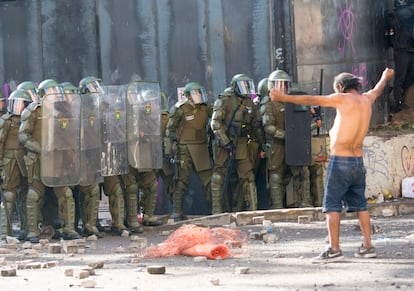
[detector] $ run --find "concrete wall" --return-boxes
[310,133,414,199]
[364,133,414,198]
[291,0,391,127]
[1,0,391,124]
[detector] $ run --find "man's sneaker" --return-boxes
[354,244,377,258]
[311,247,344,263]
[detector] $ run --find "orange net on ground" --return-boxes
[141,224,248,260]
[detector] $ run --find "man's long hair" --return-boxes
[333,73,363,93]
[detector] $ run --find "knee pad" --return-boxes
[246,171,255,183]
[269,173,282,184]
[125,184,138,197]
[27,188,41,203]
[211,172,224,185]
[2,191,17,203]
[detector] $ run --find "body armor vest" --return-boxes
[177,103,208,144]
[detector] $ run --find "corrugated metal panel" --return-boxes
[0,0,389,122]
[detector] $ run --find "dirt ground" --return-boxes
[1,213,414,291]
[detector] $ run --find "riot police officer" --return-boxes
[0,89,32,239]
[210,74,264,213]
[260,71,289,208]
[19,79,81,242]
[121,82,162,230]
[60,82,102,238]
[164,82,213,221]
[79,76,131,235]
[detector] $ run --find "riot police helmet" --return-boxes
[268,70,291,93]
[230,74,255,98]
[60,82,79,94]
[183,82,207,104]
[257,78,269,97]
[79,76,104,94]
[17,81,40,102]
[223,87,233,94]
[37,79,63,98]
[7,89,32,115]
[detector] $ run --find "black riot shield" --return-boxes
[284,91,312,166]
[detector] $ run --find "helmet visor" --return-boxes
[41,86,64,97]
[7,99,28,115]
[189,88,207,104]
[83,81,104,94]
[236,80,255,96]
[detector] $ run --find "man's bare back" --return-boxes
[270,68,394,157]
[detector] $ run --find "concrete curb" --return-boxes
[152,199,414,230]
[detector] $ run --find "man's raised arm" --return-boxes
[365,68,394,102]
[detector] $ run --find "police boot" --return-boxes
[310,164,324,207]
[246,179,258,211]
[143,182,161,226]
[0,204,11,240]
[82,185,102,238]
[211,173,223,214]
[269,173,284,209]
[25,188,41,243]
[125,186,143,234]
[108,189,129,235]
[56,187,81,240]
[17,181,29,240]
[299,167,313,208]
[1,191,16,237]
[300,187,314,208]
[171,180,186,222]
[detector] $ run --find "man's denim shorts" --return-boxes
[323,156,367,213]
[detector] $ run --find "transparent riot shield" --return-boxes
[80,92,104,185]
[41,92,81,186]
[126,81,162,170]
[284,91,312,166]
[100,85,129,176]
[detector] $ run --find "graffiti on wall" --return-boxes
[2,81,18,99]
[274,47,284,68]
[337,1,368,89]
[401,145,414,177]
[363,141,389,179]
[337,1,357,57]
[352,63,369,88]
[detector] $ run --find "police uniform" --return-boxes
[210,78,264,213]
[164,94,213,220]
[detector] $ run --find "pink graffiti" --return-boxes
[338,1,357,56]
[3,83,9,98]
[352,63,368,88]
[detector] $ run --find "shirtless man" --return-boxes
[270,68,394,263]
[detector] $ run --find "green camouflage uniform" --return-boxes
[260,96,287,209]
[164,101,213,220]
[121,167,158,228]
[18,102,80,242]
[0,113,28,237]
[102,175,129,233]
[210,90,264,213]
